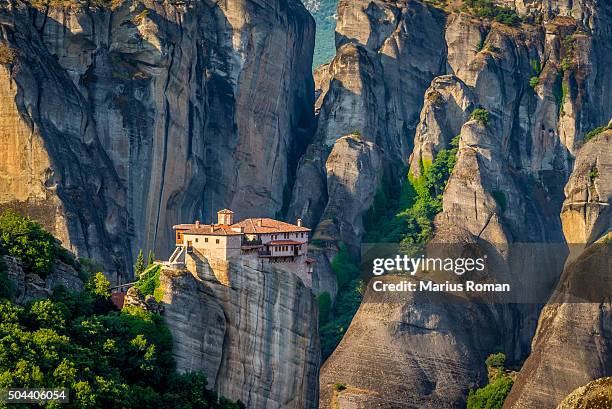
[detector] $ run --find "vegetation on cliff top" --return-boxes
[467,353,514,409]
[0,210,60,278]
[584,124,612,143]
[461,0,521,27]
[0,212,243,409]
[136,264,164,302]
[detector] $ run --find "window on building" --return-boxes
[205,238,208,243]
[216,239,220,244]
[195,238,199,243]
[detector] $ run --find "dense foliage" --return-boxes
[470,108,491,125]
[319,278,363,359]
[0,212,243,409]
[364,135,460,247]
[462,0,522,27]
[467,376,513,409]
[0,255,12,300]
[467,353,514,409]
[135,264,164,301]
[0,210,59,278]
[317,292,332,325]
[0,283,243,409]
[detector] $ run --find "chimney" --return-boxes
[195,220,201,228]
[210,225,214,233]
[297,218,302,227]
[257,219,262,227]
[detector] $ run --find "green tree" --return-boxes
[584,124,611,143]
[467,376,513,409]
[0,210,58,277]
[134,250,145,278]
[135,264,163,299]
[0,253,13,299]
[485,352,506,369]
[467,353,513,409]
[147,250,155,267]
[471,108,491,125]
[86,272,111,299]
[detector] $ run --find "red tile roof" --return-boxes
[268,240,304,245]
[174,215,310,235]
[233,218,311,234]
[183,225,242,236]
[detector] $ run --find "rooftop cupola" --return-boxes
[217,209,234,225]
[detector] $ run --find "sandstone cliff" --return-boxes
[555,377,612,409]
[0,0,315,276]
[158,251,320,409]
[288,0,447,252]
[315,0,612,407]
[503,131,611,409]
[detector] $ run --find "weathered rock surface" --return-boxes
[317,0,612,408]
[503,238,612,409]
[561,130,611,249]
[0,0,315,276]
[160,251,320,409]
[123,286,164,314]
[504,131,612,409]
[4,256,83,304]
[409,75,475,176]
[288,0,447,248]
[555,377,612,409]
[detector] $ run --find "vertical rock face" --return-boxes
[159,252,320,409]
[560,130,611,248]
[288,0,447,294]
[315,0,612,408]
[0,0,315,276]
[503,131,611,409]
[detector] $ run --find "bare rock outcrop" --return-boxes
[288,0,447,245]
[409,75,475,177]
[0,0,315,276]
[503,238,612,409]
[561,130,611,250]
[159,252,320,409]
[317,1,612,408]
[503,131,612,409]
[555,377,612,409]
[4,256,83,304]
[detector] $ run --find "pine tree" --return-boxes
[147,250,155,266]
[134,250,145,278]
